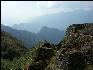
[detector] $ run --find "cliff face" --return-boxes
[56,23,93,70]
[60,23,93,51]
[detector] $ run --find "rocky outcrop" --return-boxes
[56,23,93,70]
[22,23,93,70]
[26,41,55,70]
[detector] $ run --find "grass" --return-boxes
[1,46,38,70]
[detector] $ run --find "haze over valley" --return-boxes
[1,1,93,70]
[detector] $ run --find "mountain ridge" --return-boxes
[1,24,39,48]
[1,24,65,48]
[11,10,93,33]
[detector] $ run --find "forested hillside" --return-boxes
[1,30,28,61]
[1,24,40,48]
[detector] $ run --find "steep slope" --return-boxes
[37,26,65,44]
[12,10,93,33]
[1,30,38,70]
[55,23,93,70]
[1,24,39,48]
[1,30,28,61]
[30,23,93,70]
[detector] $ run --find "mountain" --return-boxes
[37,26,65,44]
[12,10,93,33]
[1,24,39,48]
[1,24,65,48]
[1,30,28,61]
[22,23,93,70]
[1,23,93,70]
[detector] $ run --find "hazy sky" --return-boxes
[1,1,93,26]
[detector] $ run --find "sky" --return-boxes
[1,1,93,26]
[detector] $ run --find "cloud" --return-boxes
[1,1,93,26]
[36,1,57,8]
[35,1,93,14]
[36,1,93,9]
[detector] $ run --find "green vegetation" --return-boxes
[85,65,93,70]
[1,30,28,61]
[77,29,81,32]
[1,30,38,70]
[12,47,38,70]
[1,47,38,70]
[1,23,93,70]
[1,59,13,70]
